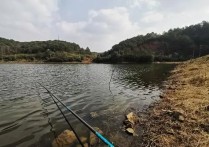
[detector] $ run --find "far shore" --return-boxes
[153,61,182,64]
[0,61,92,64]
[0,60,183,64]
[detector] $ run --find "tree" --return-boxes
[85,47,90,53]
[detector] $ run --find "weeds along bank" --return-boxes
[140,55,209,146]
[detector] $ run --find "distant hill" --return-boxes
[0,38,96,63]
[94,21,209,63]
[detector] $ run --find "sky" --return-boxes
[0,0,209,52]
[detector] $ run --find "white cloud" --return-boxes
[0,0,59,40]
[56,7,140,52]
[136,0,209,34]
[1,0,209,52]
[141,11,164,23]
[130,0,160,8]
[0,1,141,52]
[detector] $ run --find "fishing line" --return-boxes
[35,83,58,144]
[50,93,84,146]
[109,68,115,101]
[38,82,114,147]
[38,83,84,147]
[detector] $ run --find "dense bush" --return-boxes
[0,39,94,62]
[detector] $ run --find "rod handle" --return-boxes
[96,132,114,147]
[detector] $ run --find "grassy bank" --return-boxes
[140,55,209,146]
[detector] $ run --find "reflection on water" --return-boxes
[0,63,175,146]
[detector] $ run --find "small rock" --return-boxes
[170,111,185,122]
[126,128,138,136]
[126,128,134,134]
[178,115,185,122]
[80,137,87,143]
[126,112,139,125]
[90,127,103,145]
[76,143,88,147]
[123,112,140,136]
[172,111,184,122]
[52,130,77,147]
[90,133,97,146]
[163,110,185,122]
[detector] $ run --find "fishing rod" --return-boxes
[38,83,84,147]
[38,83,114,147]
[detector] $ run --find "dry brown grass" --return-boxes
[140,55,209,147]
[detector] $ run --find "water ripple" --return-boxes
[0,63,175,146]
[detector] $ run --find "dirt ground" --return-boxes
[140,55,209,147]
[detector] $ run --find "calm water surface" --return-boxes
[0,63,175,147]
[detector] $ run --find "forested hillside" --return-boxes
[0,38,95,62]
[1,21,209,63]
[94,21,209,63]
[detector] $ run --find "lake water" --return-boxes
[0,63,175,147]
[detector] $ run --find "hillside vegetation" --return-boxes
[1,21,209,63]
[94,21,209,63]
[0,38,95,63]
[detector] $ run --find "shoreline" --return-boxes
[0,61,92,64]
[140,55,209,146]
[0,61,182,64]
[153,61,182,64]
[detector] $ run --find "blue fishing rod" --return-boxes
[38,83,114,147]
